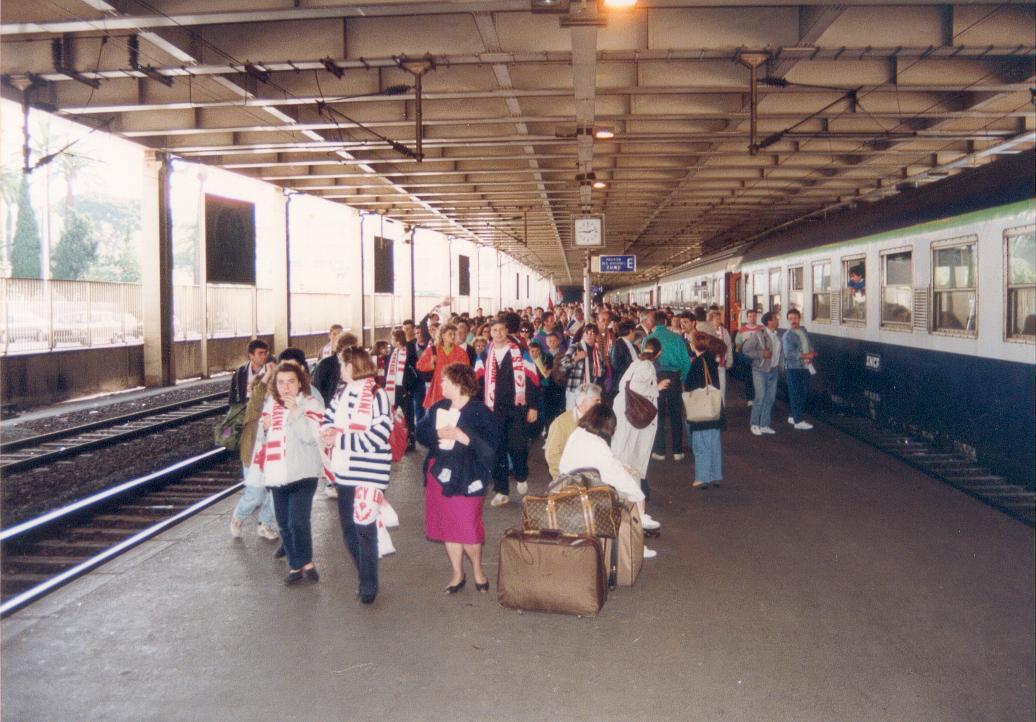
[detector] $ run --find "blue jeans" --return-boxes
[690,428,722,483]
[751,368,779,427]
[786,368,810,423]
[336,486,380,599]
[271,478,317,570]
[234,483,275,526]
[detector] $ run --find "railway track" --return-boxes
[0,392,229,474]
[0,448,241,617]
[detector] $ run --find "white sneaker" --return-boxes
[746,400,753,407]
[322,484,338,499]
[640,513,661,531]
[760,426,776,434]
[257,523,279,540]
[672,453,685,461]
[750,425,763,436]
[650,453,665,461]
[788,416,795,425]
[692,480,710,489]
[794,421,814,430]
[490,493,510,507]
[516,481,529,495]
[643,547,658,559]
[229,516,243,538]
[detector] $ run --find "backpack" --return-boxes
[214,403,247,451]
[389,407,409,462]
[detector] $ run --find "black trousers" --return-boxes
[336,486,379,598]
[492,405,529,495]
[396,388,415,445]
[653,371,685,455]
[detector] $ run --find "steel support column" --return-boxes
[141,151,175,387]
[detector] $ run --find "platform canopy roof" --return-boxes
[2,0,1034,285]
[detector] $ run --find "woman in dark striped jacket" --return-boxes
[322,346,393,605]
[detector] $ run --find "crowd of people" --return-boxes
[227,298,818,602]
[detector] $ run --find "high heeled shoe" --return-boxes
[445,576,466,594]
[475,580,490,593]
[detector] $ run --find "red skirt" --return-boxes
[424,469,485,544]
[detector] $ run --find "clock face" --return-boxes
[573,216,603,247]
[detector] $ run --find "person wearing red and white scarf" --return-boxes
[473,318,541,508]
[321,347,393,604]
[249,362,325,585]
[559,323,606,411]
[383,329,415,450]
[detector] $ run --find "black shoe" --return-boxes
[360,592,377,604]
[284,569,304,585]
[475,580,490,593]
[445,577,466,594]
[274,546,286,559]
[304,567,320,583]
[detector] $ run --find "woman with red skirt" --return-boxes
[416,363,499,594]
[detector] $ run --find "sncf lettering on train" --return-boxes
[865,353,882,372]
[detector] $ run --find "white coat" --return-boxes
[560,427,645,503]
[610,359,659,480]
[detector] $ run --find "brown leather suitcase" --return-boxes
[603,503,644,587]
[497,529,607,617]
[522,485,621,538]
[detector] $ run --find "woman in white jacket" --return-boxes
[249,361,325,585]
[610,337,670,514]
[559,404,659,558]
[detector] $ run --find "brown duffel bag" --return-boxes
[497,529,606,617]
[546,466,603,494]
[603,502,645,587]
[522,485,621,538]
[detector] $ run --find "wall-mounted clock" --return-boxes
[573,216,604,247]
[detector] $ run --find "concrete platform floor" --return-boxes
[3,402,1033,721]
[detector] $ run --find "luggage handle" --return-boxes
[608,535,618,591]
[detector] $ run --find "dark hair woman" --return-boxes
[321,346,393,604]
[250,361,325,584]
[416,363,500,594]
[685,331,727,490]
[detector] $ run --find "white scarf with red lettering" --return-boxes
[253,393,323,486]
[581,341,602,382]
[336,377,377,432]
[486,341,526,411]
[384,347,405,396]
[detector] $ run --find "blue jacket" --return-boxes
[417,398,499,496]
[781,327,812,370]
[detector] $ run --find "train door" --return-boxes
[725,271,742,334]
[648,288,654,306]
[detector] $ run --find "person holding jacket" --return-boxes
[322,346,393,605]
[742,311,782,435]
[559,323,606,411]
[685,331,727,490]
[416,323,472,410]
[416,363,499,594]
[249,361,325,585]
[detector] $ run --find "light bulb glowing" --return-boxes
[593,128,615,139]
[592,180,608,189]
[603,0,637,8]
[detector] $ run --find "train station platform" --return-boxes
[2,402,1033,721]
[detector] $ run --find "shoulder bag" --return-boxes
[682,359,722,422]
[624,380,657,429]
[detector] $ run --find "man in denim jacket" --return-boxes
[781,309,817,430]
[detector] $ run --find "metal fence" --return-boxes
[290,292,352,335]
[0,277,143,354]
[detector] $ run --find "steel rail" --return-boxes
[0,448,237,618]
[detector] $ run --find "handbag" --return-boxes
[624,380,657,429]
[682,359,722,422]
[213,403,247,450]
[549,353,568,385]
[547,466,604,494]
[522,485,621,538]
[389,407,408,462]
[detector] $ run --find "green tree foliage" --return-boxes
[10,177,41,278]
[50,212,97,280]
[77,196,142,283]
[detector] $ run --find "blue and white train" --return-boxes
[612,152,1035,489]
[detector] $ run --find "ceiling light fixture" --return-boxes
[602,0,637,8]
[592,180,608,189]
[593,128,615,139]
[530,0,571,13]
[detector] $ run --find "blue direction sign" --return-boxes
[598,255,637,273]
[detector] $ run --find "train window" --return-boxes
[768,268,782,316]
[812,261,831,321]
[880,250,912,328]
[751,271,766,312]
[841,256,866,323]
[932,237,977,335]
[788,267,804,312]
[1006,226,1035,340]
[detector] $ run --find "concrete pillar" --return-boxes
[270,192,290,352]
[141,152,175,387]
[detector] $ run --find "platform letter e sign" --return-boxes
[865,353,881,373]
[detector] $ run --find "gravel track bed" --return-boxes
[1,418,228,528]
[0,378,231,443]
